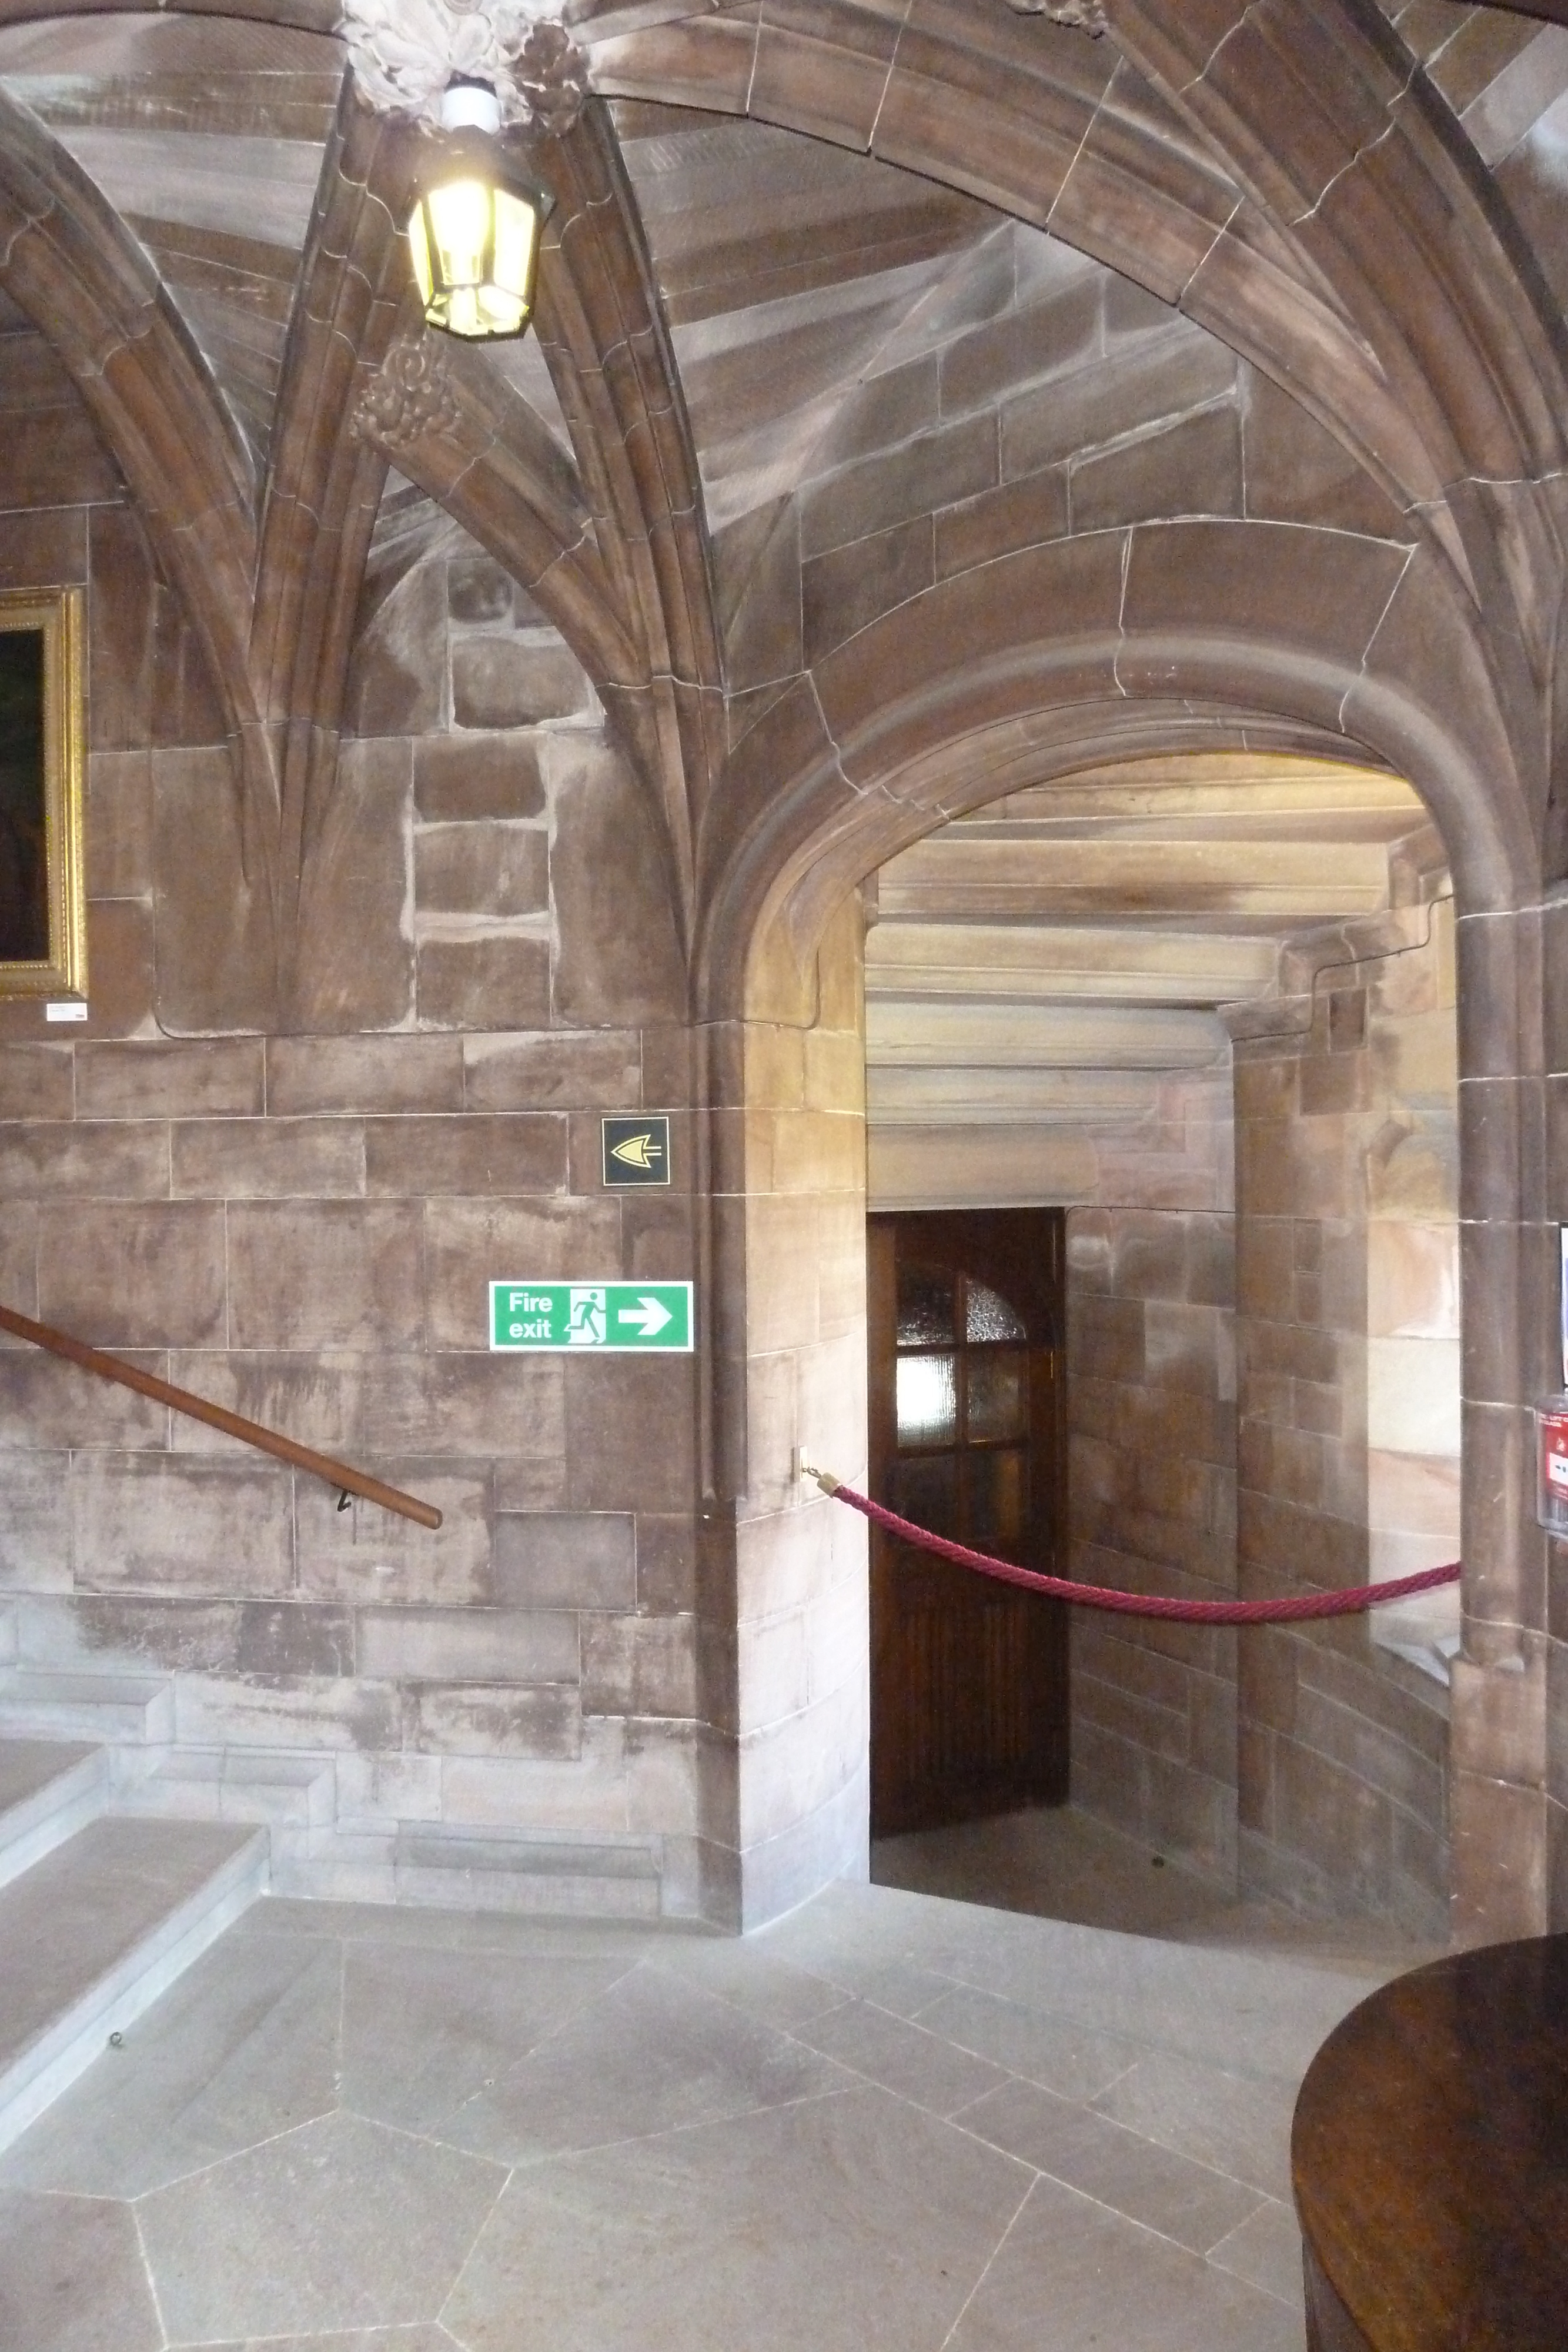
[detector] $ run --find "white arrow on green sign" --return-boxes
[489,1280,694,1352]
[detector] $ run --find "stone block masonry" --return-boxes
[1062,916,1457,1936]
[0,372,727,1916]
[4,9,1566,1946]
[1232,918,1456,1939]
[1066,1207,1240,1884]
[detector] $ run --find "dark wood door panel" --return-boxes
[868,1210,1068,1839]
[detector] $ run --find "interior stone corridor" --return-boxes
[0,1875,1419,2352]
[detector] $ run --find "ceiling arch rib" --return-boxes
[586,0,1568,802]
[1104,0,1568,828]
[252,78,418,953]
[256,90,406,733]
[0,77,259,762]
[0,0,339,29]
[0,7,346,474]
[583,0,1449,532]
[1112,0,1568,479]
[698,513,1533,1018]
[0,62,432,991]
[352,329,643,690]
[355,94,724,955]
[530,96,725,939]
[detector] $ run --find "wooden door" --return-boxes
[868,1209,1068,1838]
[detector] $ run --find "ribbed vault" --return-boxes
[0,0,1563,1010]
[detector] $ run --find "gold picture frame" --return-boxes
[0,584,86,999]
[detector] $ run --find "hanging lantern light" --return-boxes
[407,81,551,342]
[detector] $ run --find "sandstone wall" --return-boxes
[0,253,1533,1939]
[0,311,731,1917]
[1058,921,1459,1933]
[721,901,871,1926]
[1065,1205,1239,1879]
[1233,917,1456,1936]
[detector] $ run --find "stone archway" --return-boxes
[703,593,1545,1936]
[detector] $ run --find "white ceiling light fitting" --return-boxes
[339,0,589,340]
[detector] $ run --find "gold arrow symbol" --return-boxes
[610,1131,663,1170]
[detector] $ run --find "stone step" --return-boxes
[0,1816,268,2154]
[0,1739,108,1893]
[113,1748,336,1834]
[392,1826,663,1919]
[0,1669,174,1745]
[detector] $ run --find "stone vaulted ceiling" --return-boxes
[0,0,1565,1026]
[0,11,342,465]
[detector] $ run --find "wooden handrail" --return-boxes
[0,1302,443,1530]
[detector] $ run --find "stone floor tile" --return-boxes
[793,1995,1013,2116]
[873,1806,1245,1940]
[947,2172,1308,2352]
[136,2108,506,2344]
[644,1935,852,2030]
[0,1930,341,2197]
[862,1863,1370,2092]
[434,1963,851,2164]
[937,1923,1343,2088]
[874,1806,1440,1993]
[0,1879,1349,2351]
[911,1981,1142,2100]
[192,2330,460,2350]
[754,1879,972,1979]
[750,1899,962,2017]
[1206,2194,1307,2305]
[821,1955,962,2019]
[440,2081,1032,2352]
[339,1940,637,2135]
[1089,2050,1298,2201]
[0,2187,162,2351]
[954,2075,1265,2252]
[236,1895,663,1962]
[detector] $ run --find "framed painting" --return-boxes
[0,584,86,999]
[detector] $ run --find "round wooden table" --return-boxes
[1292,1933,1568,2351]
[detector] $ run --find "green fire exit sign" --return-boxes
[489,1280,694,1353]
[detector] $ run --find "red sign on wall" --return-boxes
[1537,1400,1568,1534]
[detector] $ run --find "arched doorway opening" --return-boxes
[858,751,1460,1941]
[706,585,1535,1937]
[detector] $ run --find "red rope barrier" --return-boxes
[805,1470,1460,1625]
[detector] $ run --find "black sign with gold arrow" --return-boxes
[601,1113,671,1187]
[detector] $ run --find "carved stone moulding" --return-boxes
[1003,0,1109,32]
[338,0,589,134]
[514,21,588,138]
[353,331,460,451]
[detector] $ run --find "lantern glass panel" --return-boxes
[491,187,539,320]
[427,177,492,293]
[409,170,543,340]
[407,201,434,306]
